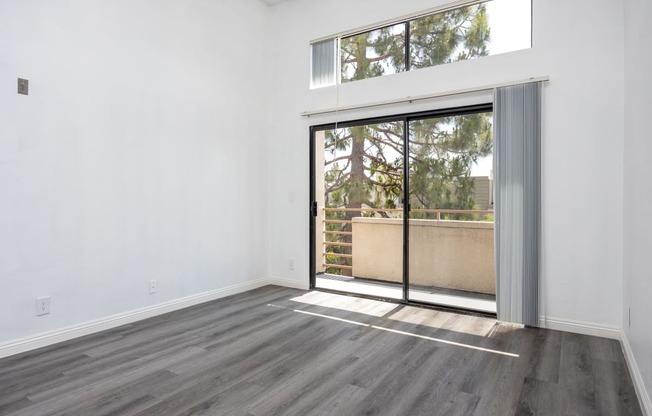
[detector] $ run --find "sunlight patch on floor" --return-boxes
[289,290,399,317]
[268,303,519,358]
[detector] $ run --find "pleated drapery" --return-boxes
[494,82,542,326]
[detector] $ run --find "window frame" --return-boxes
[310,0,532,88]
[309,102,495,315]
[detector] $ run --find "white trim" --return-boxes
[268,276,310,291]
[621,329,652,416]
[301,76,549,117]
[538,316,621,340]
[0,278,278,359]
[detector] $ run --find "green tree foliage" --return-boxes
[410,4,489,69]
[341,24,406,83]
[323,5,491,275]
[408,113,492,220]
[340,4,489,82]
[325,122,404,213]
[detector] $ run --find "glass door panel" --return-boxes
[314,121,405,299]
[407,112,497,313]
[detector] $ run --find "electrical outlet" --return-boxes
[36,296,50,316]
[288,259,295,271]
[149,279,158,294]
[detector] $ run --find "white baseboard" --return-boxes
[0,278,277,360]
[621,329,652,416]
[539,318,651,414]
[267,276,310,291]
[538,316,621,340]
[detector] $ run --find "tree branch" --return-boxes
[362,199,391,218]
[366,168,402,177]
[325,155,352,166]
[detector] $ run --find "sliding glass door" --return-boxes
[311,105,496,313]
[312,121,405,299]
[407,112,496,313]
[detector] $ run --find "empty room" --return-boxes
[1,0,651,415]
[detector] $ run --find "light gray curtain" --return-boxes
[311,38,337,88]
[494,82,542,326]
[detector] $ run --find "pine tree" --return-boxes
[323,4,492,275]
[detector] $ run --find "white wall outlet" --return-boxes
[149,279,158,294]
[288,259,295,271]
[36,296,50,316]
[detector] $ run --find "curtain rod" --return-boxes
[300,76,549,118]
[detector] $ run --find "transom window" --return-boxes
[311,0,531,88]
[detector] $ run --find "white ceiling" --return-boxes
[259,0,291,6]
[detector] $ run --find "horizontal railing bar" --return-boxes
[325,253,353,258]
[324,242,353,247]
[323,264,353,270]
[323,208,403,212]
[323,231,353,235]
[323,207,492,214]
[323,220,353,224]
[411,209,493,214]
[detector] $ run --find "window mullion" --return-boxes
[404,21,410,73]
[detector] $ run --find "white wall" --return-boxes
[267,0,625,327]
[623,0,652,406]
[0,0,635,356]
[0,0,270,344]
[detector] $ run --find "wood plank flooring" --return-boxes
[0,286,642,415]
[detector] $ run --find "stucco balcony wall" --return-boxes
[352,217,496,295]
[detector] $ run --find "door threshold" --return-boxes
[316,275,496,314]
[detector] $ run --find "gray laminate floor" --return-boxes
[0,285,642,416]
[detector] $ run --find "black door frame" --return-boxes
[309,103,495,315]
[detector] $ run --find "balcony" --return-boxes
[316,208,496,313]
